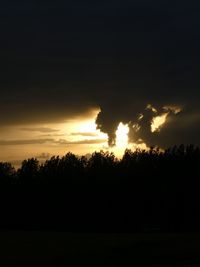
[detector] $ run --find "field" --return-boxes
[0,232,200,266]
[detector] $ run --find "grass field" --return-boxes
[0,231,200,266]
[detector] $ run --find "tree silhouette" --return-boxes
[0,162,15,185]
[18,158,39,183]
[0,145,200,232]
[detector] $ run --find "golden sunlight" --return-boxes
[116,122,129,148]
[112,122,130,157]
[66,109,108,142]
[151,113,169,132]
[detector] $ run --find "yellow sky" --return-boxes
[0,108,119,167]
[0,107,170,168]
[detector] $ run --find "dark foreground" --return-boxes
[2,147,200,232]
[1,232,200,266]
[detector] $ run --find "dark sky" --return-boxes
[1,0,200,147]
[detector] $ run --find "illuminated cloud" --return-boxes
[146,104,158,113]
[96,103,183,148]
[151,113,169,133]
[132,124,141,132]
[163,106,182,114]
[151,105,182,133]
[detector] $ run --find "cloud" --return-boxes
[37,153,51,159]
[0,139,54,146]
[20,127,60,133]
[0,0,200,147]
[0,138,106,146]
[55,139,107,145]
[39,133,66,138]
[70,132,99,137]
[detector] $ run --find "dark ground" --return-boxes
[1,149,200,265]
[1,232,200,266]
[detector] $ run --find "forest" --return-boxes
[0,144,200,232]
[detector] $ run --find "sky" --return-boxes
[1,0,200,166]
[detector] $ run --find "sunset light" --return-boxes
[109,122,130,157]
[116,122,129,149]
[151,113,169,133]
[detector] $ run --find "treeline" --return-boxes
[0,144,200,232]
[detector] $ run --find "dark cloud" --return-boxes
[70,132,99,137]
[56,139,106,145]
[37,152,51,159]
[39,133,66,138]
[21,127,60,133]
[0,139,54,145]
[0,138,106,146]
[0,0,200,146]
[145,110,200,148]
